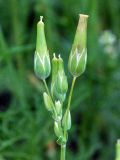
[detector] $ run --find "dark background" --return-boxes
[0,0,120,159]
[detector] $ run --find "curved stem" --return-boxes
[60,144,66,160]
[67,76,76,110]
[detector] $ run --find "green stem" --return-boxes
[67,76,77,110]
[43,79,51,97]
[60,144,66,160]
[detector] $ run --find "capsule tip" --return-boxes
[79,14,89,18]
[40,16,43,22]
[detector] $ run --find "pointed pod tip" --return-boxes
[40,16,43,22]
[79,14,89,18]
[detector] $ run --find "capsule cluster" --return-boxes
[34,14,88,145]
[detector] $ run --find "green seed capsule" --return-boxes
[34,16,51,80]
[68,14,88,77]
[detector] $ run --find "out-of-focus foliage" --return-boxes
[0,0,120,159]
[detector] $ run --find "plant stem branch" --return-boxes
[67,76,76,110]
[43,79,51,97]
[60,144,66,160]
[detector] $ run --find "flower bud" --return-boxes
[54,121,62,138]
[51,54,68,102]
[55,101,62,121]
[34,16,51,80]
[62,110,71,130]
[43,92,53,111]
[68,14,88,77]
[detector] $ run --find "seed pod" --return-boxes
[51,54,68,102]
[62,110,71,130]
[116,140,120,160]
[43,92,53,111]
[34,16,51,80]
[68,14,88,77]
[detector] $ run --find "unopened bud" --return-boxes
[62,110,71,130]
[43,92,53,111]
[54,121,62,138]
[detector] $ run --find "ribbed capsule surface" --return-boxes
[51,54,68,102]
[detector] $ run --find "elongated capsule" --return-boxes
[68,14,89,77]
[34,16,51,80]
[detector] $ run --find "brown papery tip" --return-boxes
[79,14,89,18]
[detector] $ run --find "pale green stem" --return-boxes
[67,76,77,110]
[61,144,66,160]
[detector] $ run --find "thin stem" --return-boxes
[60,144,66,160]
[43,79,51,97]
[67,76,76,110]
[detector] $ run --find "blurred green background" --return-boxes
[0,0,120,159]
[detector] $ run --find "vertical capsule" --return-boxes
[68,14,89,77]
